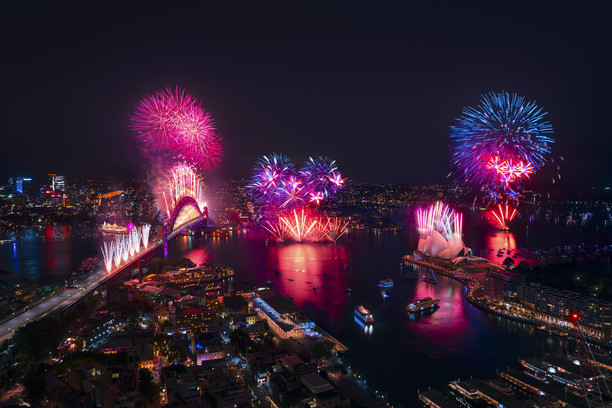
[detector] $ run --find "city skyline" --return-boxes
[4,2,612,406]
[1,2,611,186]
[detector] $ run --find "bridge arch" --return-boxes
[163,196,209,257]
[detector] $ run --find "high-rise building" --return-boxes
[483,269,526,301]
[48,174,65,192]
[517,283,612,338]
[8,177,33,194]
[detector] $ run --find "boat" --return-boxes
[378,278,394,288]
[266,279,272,285]
[346,288,353,294]
[380,290,389,298]
[274,270,281,275]
[100,222,128,234]
[407,297,440,313]
[354,305,374,324]
[312,285,317,291]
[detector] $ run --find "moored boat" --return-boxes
[407,297,440,313]
[378,278,394,288]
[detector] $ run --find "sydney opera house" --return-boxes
[415,202,471,261]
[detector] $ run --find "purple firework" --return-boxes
[247,154,296,208]
[300,156,346,204]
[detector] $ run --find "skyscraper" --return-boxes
[48,174,65,192]
[9,177,32,194]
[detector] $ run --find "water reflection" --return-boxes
[271,243,348,323]
[354,316,374,335]
[0,226,97,283]
[480,230,517,265]
[2,227,583,405]
[178,237,211,266]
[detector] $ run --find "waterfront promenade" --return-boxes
[403,254,612,349]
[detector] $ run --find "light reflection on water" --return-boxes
[168,231,571,404]
[2,223,608,404]
[0,226,95,283]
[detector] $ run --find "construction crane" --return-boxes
[97,190,123,206]
[570,313,612,408]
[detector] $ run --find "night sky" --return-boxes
[1,1,611,186]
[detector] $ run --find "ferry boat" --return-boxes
[354,305,374,324]
[378,278,394,288]
[100,222,128,234]
[406,297,440,313]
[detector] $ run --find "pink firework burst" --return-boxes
[130,87,222,170]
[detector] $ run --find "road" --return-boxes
[0,215,207,342]
[0,242,159,342]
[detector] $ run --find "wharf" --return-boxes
[316,325,348,352]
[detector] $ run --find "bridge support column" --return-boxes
[163,224,168,258]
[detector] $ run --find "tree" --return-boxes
[139,368,160,403]
[124,298,152,329]
[152,334,172,358]
[503,257,515,268]
[167,344,187,364]
[229,329,253,356]
[312,339,335,359]
[515,260,531,272]
[159,320,173,331]
[23,363,50,400]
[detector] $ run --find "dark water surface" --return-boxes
[168,229,572,404]
[3,220,612,403]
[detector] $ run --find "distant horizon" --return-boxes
[5,172,611,193]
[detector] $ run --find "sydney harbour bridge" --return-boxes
[0,188,209,341]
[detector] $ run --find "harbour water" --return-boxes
[2,219,612,403]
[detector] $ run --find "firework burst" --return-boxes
[142,224,151,249]
[320,216,349,242]
[416,202,462,240]
[131,87,222,170]
[300,156,346,203]
[277,176,308,210]
[102,242,114,272]
[247,154,296,208]
[449,91,555,229]
[161,162,207,218]
[450,91,553,200]
[101,225,151,272]
[263,210,348,243]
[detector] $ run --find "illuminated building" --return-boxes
[517,283,612,338]
[223,294,248,317]
[9,176,33,194]
[171,304,217,332]
[49,173,65,192]
[483,269,526,301]
[250,289,318,340]
[416,202,470,260]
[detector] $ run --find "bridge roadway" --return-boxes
[0,215,207,342]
